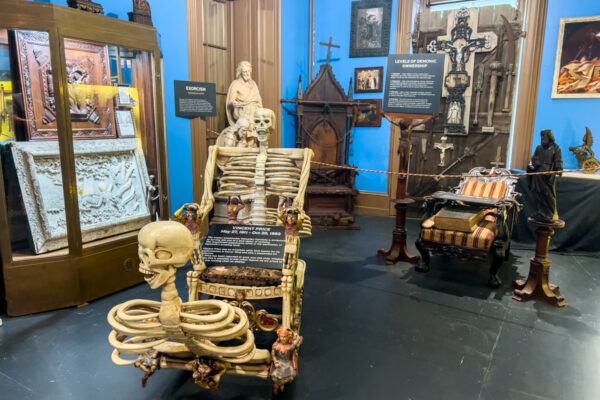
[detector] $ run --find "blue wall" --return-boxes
[533,0,600,169]
[281,0,310,149]
[313,0,398,193]
[30,0,191,212]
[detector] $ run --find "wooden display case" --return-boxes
[0,1,169,316]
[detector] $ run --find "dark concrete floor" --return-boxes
[1,214,600,400]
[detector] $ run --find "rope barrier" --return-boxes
[310,160,597,178]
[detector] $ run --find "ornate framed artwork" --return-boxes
[14,31,116,140]
[11,139,150,253]
[349,0,392,58]
[115,83,135,108]
[552,16,600,98]
[115,108,136,137]
[356,99,382,127]
[355,66,383,93]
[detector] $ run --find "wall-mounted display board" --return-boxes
[383,54,444,115]
[174,80,217,118]
[407,4,524,200]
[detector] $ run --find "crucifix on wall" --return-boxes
[427,8,497,135]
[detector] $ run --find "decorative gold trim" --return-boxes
[198,281,284,299]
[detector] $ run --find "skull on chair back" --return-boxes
[253,108,276,150]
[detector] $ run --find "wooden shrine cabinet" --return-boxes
[292,64,359,229]
[0,1,169,315]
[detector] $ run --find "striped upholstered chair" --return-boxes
[415,167,521,287]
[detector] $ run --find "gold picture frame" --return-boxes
[552,16,600,98]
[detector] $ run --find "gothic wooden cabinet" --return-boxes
[0,1,169,315]
[292,64,359,229]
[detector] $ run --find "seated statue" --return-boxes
[226,61,262,127]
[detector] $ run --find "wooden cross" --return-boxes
[319,36,340,65]
[490,146,504,168]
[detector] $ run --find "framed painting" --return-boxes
[355,66,383,93]
[552,16,600,98]
[349,0,392,58]
[356,99,382,127]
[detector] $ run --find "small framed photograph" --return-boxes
[350,0,392,58]
[114,83,135,107]
[355,66,384,93]
[552,16,600,98]
[115,109,136,137]
[356,99,382,127]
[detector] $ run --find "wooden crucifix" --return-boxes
[378,112,437,265]
[319,36,340,65]
[427,8,497,135]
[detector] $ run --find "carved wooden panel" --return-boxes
[15,31,116,140]
[308,120,338,164]
[11,139,150,253]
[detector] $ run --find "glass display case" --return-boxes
[0,1,169,315]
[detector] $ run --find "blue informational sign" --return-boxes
[383,54,445,114]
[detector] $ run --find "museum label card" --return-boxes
[174,80,217,118]
[383,54,445,114]
[202,224,286,269]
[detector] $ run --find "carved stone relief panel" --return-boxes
[15,31,116,140]
[11,139,150,253]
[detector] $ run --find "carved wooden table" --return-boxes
[512,218,566,307]
[378,113,435,265]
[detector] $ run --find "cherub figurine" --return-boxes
[226,196,245,224]
[278,207,303,265]
[173,203,203,243]
[527,129,563,223]
[270,327,302,394]
[193,358,227,390]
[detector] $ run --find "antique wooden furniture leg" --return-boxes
[378,113,435,265]
[378,198,419,264]
[513,218,565,307]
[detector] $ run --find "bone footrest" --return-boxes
[201,266,282,286]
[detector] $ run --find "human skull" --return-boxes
[138,221,194,289]
[253,108,275,143]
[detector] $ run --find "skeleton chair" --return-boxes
[107,109,313,391]
[415,167,521,287]
[180,113,313,383]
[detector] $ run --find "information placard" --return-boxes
[383,54,445,114]
[174,80,216,118]
[202,224,286,269]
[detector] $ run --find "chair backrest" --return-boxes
[455,167,518,200]
[199,145,314,231]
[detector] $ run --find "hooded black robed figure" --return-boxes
[527,129,563,223]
